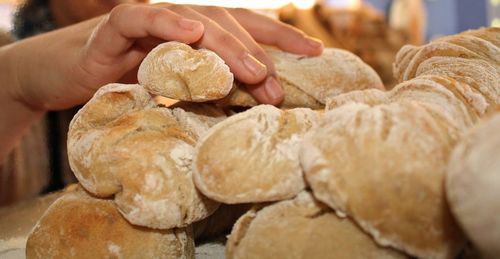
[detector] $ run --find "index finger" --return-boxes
[228,8,323,56]
[88,4,204,59]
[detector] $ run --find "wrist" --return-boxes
[0,41,47,112]
[0,43,45,161]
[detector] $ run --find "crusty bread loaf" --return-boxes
[226,192,408,259]
[68,83,223,229]
[138,41,234,102]
[193,105,320,204]
[301,102,465,259]
[26,185,194,259]
[447,112,500,259]
[218,47,384,108]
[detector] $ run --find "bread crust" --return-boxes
[301,102,465,259]
[138,42,233,102]
[68,84,223,229]
[447,113,500,259]
[193,105,320,204]
[226,192,408,259]
[302,28,500,259]
[219,47,384,108]
[26,185,195,259]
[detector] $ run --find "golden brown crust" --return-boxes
[193,105,320,204]
[447,113,500,259]
[26,186,194,259]
[138,42,233,102]
[226,192,408,259]
[68,84,222,229]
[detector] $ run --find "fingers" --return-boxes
[85,3,319,105]
[88,4,204,61]
[187,5,283,104]
[228,8,324,56]
[166,5,268,85]
[245,77,284,105]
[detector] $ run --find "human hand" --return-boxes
[11,3,323,111]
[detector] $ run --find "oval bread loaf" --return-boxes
[218,47,384,108]
[226,192,408,259]
[26,185,194,259]
[138,41,234,102]
[193,105,321,204]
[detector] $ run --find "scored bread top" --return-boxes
[193,105,321,204]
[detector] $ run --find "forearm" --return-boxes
[0,43,45,163]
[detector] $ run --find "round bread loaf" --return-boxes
[193,105,320,204]
[301,102,465,259]
[447,113,500,259]
[26,186,194,259]
[219,47,384,109]
[68,84,223,229]
[226,192,408,259]
[138,41,233,102]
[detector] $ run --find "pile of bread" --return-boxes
[26,27,499,259]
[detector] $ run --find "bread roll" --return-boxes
[193,105,320,204]
[26,185,194,259]
[301,102,465,259]
[68,83,223,229]
[447,113,500,259]
[226,192,408,259]
[219,47,384,108]
[138,41,233,102]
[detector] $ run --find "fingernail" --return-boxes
[305,36,323,49]
[178,18,202,31]
[242,53,267,78]
[264,77,284,104]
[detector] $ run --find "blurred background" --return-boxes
[0,0,498,37]
[0,0,497,86]
[0,0,497,87]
